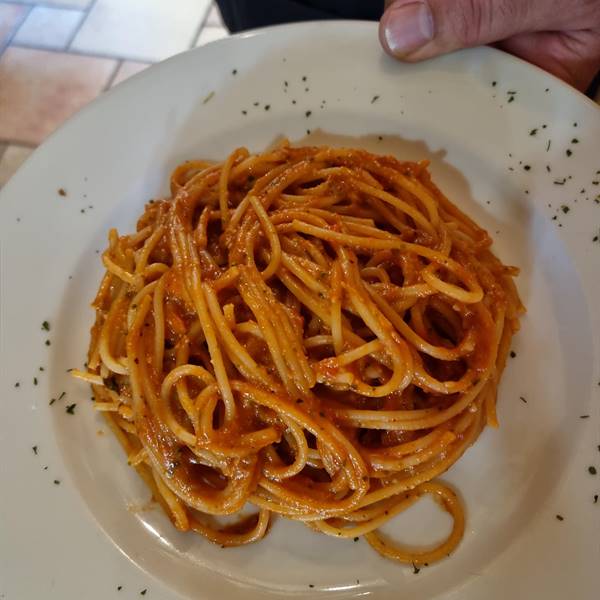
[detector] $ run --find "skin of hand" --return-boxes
[379,0,600,91]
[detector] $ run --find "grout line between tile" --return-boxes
[66,0,97,51]
[0,3,33,55]
[189,2,216,49]
[2,0,93,10]
[0,139,38,149]
[10,41,154,64]
[103,58,122,91]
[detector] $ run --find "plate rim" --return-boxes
[1,19,599,600]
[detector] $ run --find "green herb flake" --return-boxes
[353,536,359,542]
[561,205,570,214]
[231,69,237,75]
[14,382,20,388]
[371,95,380,104]
[58,391,66,401]
[305,110,312,117]
[33,377,38,386]
[49,398,56,406]
[555,514,564,521]
[264,104,270,111]
[529,129,537,136]
[413,564,420,574]
[580,414,590,419]
[594,495,598,504]
[202,91,215,104]
[566,149,573,157]
[65,403,77,415]
[32,445,38,455]
[571,138,579,144]
[510,351,516,358]
[140,590,147,596]
[41,321,50,331]
[53,479,60,485]
[45,340,51,346]
[523,165,531,171]
[589,466,597,475]
[117,586,123,591]
[546,140,551,152]
[519,396,527,403]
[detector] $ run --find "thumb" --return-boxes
[379,0,589,61]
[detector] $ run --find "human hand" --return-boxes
[379,0,600,92]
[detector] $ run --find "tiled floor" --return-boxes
[0,46,117,145]
[71,0,212,62]
[13,5,84,49]
[0,0,228,186]
[0,3,28,49]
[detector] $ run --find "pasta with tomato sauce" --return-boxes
[72,142,523,566]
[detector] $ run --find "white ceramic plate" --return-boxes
[1,21,599,600]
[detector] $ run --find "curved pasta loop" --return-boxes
[78,144,523,567]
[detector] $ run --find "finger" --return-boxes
[379,0,599,61]
[498,29,600,92]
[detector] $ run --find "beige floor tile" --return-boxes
[0,144,34,187]
[13,6,84,50]
[195,26,228,47]
[71,0,212,62]
[0,3,29,49]
[0,47,116,146]
[9,0,92,8]
[110,60,150,87]
[206,3,225,27]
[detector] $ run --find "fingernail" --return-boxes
[383,2,434,57]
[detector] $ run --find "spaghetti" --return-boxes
[77,143,523,566]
